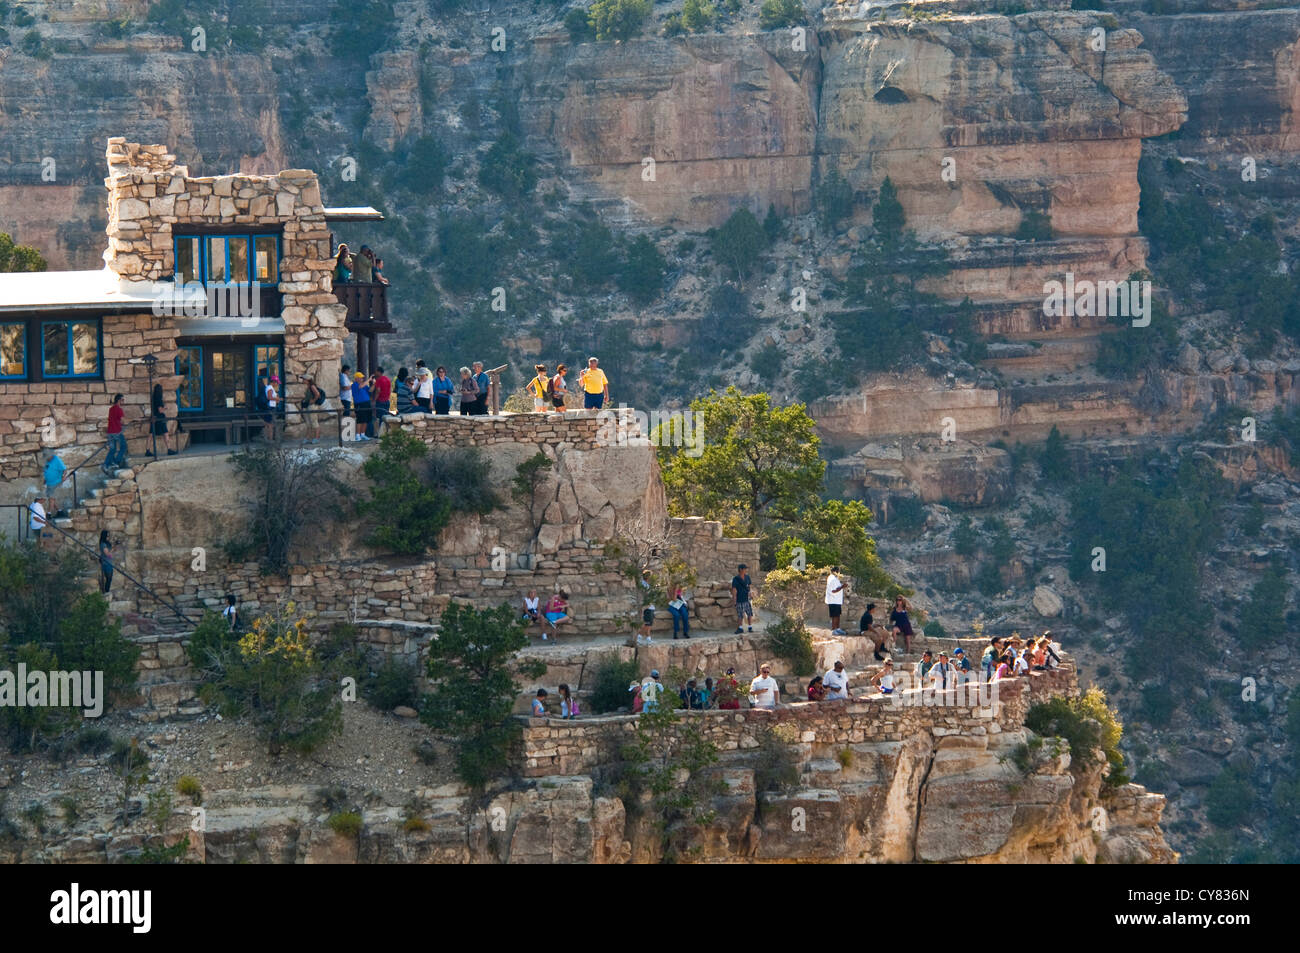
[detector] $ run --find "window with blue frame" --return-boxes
[174,233,280,286]
[254,344,282,387]
[40,320,100,379]
[0,323,27,379]
[175,345,203,411]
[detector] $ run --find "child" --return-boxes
[531,688,549,718]
[558,684,580,719]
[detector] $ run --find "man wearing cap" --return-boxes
[980,636,1003,682]
[730,563,755,634]
[951,646,973,683]
[823,659,850,701]
[577,356,609,410]
[927,652,956,692]
[749,663,780,710]
[825,566,846,635]
[641,670,665,713]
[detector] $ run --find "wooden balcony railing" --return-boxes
[335,281,391,330]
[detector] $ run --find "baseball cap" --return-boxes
[650,670,660,678]
[953,647,964,655]
[353,372,364,380]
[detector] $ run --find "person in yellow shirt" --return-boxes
[530,363,550,412]
[578,356,610,409]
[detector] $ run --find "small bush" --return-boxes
[364,656,422,711]
[176,775,203,806]
[1205,766,1254,828]
[765,614,816,676]
[1016,209,1054,241]
[564,7,596,41]
[589,0,650,41]
[759,0,806,29]
[710,207,767,280]
[753,724,801,793]
[1025,687,1128,786]
[590,657,642,713]
[327,810,363,838]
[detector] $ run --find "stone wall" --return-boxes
[0,311,180,482]
[517,667,1078,778]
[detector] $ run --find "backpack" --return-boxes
[545,375,555,399]
[254,387,269,412]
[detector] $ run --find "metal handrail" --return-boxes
[34,518,195,626]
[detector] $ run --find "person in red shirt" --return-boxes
[372,366,392,436]
[103,393,129,474]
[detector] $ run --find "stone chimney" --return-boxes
[103,138,188,283]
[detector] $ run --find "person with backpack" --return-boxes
[222,594,240,632]
[300,375,326,442]
[530,363,550,413]
[457,366,479,416]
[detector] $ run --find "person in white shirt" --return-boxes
[1013,649,1031,677]
[749,663,780,710]
[871,658,895,695]
[927,653,957,692]
[823,660,850,701]
[825,567,846,635]
[28,497,48,544]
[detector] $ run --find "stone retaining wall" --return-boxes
[516,666,1078,777]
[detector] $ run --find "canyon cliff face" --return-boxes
[0,666,1176,865]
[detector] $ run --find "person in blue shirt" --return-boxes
[351,372,373,441]
[472,361,490,415]
[431,366,455,415]
[43,451,66,518]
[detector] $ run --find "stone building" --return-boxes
[0,138,389,482]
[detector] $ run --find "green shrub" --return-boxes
[816,167,854,231]
[923,619,947,639]
[1205,766,1254,828]
[1025,687,1128,786]
[618,234,667,304]
[359,429,450,556]
[765,614,816,676]
[421,602,545,790]
[1039,425,1072,483]
[759,0,806,29]
[589,0,650,41]
[363,656,422,711]
[185,606,342,755]
[1015,208,1054,241]
[437,214,494,293]
[564,7,596,40]
[751,342,783,382]
[327,810,363,837]
[176,775,203,805]
[589,657,641,713]
[681,0,717,31]
[478,131,537,200]
[710,207,768,280]
[1238,564,1290,651]
[1139,684,1176,727]
[752,725,800,793]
